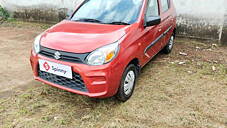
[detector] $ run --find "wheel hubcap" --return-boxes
[124,70,135,95]
[168,36,174,49]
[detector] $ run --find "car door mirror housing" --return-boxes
[145,16,161,27]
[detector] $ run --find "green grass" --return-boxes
[1,19,53,29]
[0,22,226,128]
[0,61,226,128]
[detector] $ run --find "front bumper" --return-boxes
[30,50,123,98]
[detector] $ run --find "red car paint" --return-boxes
[30,0,176,98]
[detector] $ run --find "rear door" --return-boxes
[159,0,172,47]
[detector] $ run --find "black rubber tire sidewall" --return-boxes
[116,64,138,102]
[163,35,174,54]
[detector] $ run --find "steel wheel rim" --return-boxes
[124,70,135,95]
[168,36,174,49]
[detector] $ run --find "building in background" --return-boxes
[0,0,226,44]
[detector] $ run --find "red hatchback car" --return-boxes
[30,0,176,101]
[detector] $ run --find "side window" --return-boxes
[161,0,169,12]
[146,0,159,19]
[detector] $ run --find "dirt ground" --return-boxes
[0,21,227,128]
[0,21,50,95]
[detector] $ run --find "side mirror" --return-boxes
[145,16,161,27]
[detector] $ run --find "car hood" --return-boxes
[40,20,130,53]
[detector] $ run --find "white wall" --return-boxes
[0,0,82,11]
[174,0,225,16]
[0,0,83,22]
[173,0,225,40]
[0,0,226,40]
[1,0,224,18]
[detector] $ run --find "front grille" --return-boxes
[39,46,89,64]
[38,69,88,92]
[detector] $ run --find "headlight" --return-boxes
[86,42,120,65]
[33,34,42,54]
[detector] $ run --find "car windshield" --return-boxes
[71,0,143,25]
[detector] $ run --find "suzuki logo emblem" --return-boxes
[54,51,61,60]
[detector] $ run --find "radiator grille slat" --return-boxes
[39,46,89,64]
[38,69,88,92]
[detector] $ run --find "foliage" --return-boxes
[0,5,9,20]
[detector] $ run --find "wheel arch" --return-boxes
[127,58,141,74]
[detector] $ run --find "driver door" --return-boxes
[142,0,163,63]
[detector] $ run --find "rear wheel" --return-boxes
[116,64,138,102]
[163,35,175,54]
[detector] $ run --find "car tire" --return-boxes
[116,64,138,102]
[162,35,175,54]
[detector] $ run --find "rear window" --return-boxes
[161,0,169,12]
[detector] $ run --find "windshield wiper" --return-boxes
[107,21,130,25]
[73,18,103,23]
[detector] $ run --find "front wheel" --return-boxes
[162,35,175,54]
[116,64,138,102]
